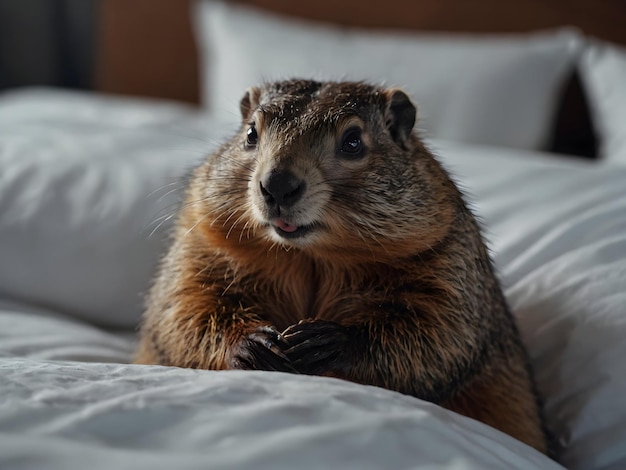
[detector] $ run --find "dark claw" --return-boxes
[282,320,351,375]
[230,326,298,373]
[284,335,342,361]
[247,329,290,361]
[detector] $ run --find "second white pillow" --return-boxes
[195,1,582,150]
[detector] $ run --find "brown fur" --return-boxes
[135,80,551,455]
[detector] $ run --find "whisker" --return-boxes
[172,197,214,215]
[247,223,255,240]
[214,154,256,173]
[210,208,233,228]
[146,180,186,199]
[226,213,248,239]
[205,176,252,183]
[209,203,242,227]
[185,209,216,237]
[267,241,278,257]
[221,208,240,228]
[148,212,178,238]
[239,220,252,243]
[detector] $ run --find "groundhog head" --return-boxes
[198,80,456,262]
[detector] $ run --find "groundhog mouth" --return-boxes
[271,217,318,239]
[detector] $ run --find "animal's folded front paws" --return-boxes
[282,320,352,375]
[229,326,297,373]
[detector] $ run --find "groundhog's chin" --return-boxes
[265,219,322,247]
[250,199,324,247]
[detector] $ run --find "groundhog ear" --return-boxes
[384,89,416,148]
[240,86,261,121]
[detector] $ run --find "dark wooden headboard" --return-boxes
[95,0,626,104]
[95,0,626,157]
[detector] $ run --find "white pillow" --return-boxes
[0,88,231,329]
[578,40,626,165]
[194,0,582,150]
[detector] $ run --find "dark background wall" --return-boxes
[0,0,97,90]
[2,0,620,158]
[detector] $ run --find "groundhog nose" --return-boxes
[259,169,305,208]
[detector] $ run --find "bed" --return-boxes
[2,1,626,469]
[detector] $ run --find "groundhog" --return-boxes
[136,79,551,455]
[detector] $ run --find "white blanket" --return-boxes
[1,89,625,470]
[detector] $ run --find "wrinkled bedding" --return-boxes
[1,89,625,470]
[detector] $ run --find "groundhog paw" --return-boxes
[282,320,351,375]
[229,326,297,373]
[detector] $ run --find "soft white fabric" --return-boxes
[579,40,626,165]
[194,1,581,150]
[433,141,626,470]
[0,88,232,328]
[2,89,626,469]
[0,359,562,470]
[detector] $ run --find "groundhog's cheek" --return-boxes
[301,182,330,217]
[247,178,269,224]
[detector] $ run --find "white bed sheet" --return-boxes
[1,88,625,470]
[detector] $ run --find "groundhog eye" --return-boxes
[340,129,363,156]
[245,126,258,148]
